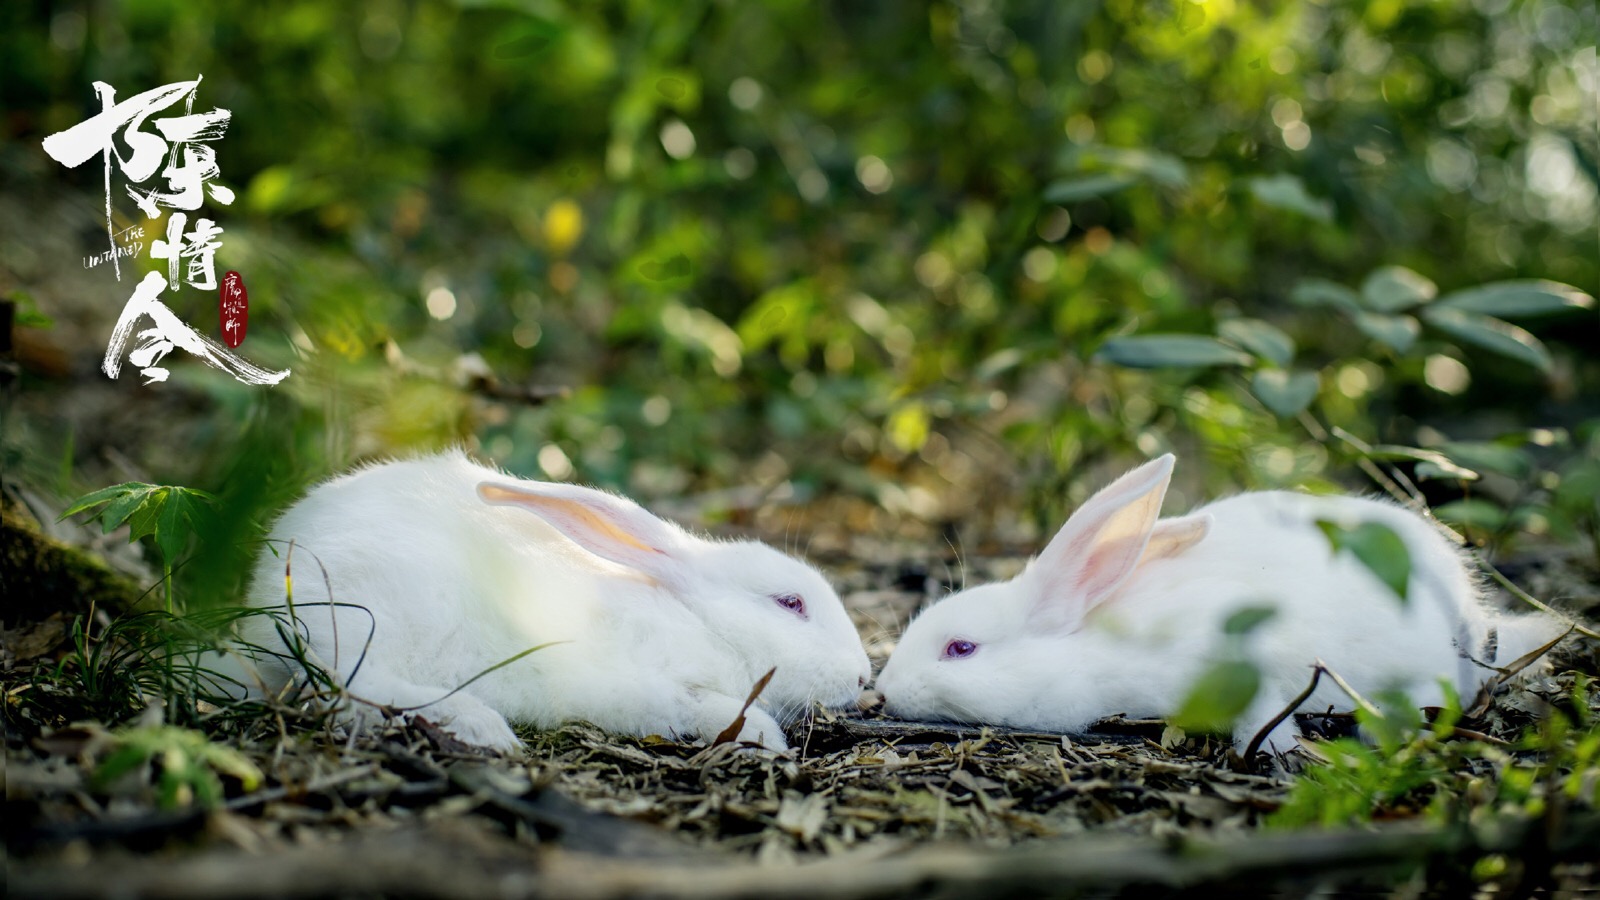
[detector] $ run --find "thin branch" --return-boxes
[1240,665,1324,764]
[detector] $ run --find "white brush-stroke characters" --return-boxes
[42,76,286,387]
[105,272,288,386]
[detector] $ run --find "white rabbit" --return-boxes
[239,450,871,752]
[875,454,1568,754]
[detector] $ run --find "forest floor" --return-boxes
[6,518,1600,898]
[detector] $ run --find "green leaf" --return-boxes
[60,482,153,520]
[1218,318,1295,367]
[1434,499,1508,532]
[126,489,166,545]
[1251,369,1320,417]
[1366,444,1479,481]
[1354,312,1420,353]
[62,482,217,565]
[1413,461,1480,482]
[1247,174,1333,221]
[974,348,1026,381]
[1042,173,1137,203]
[1434,280,1595,318]
[1361,266,1437,312]
[1223,605,1278,636]
[1439,441,1534,479]
[1289,278,1360,313]
[1058,145,1189,187]
[1095,335,1253,369]
[1316,520,1411,603]
[156,492,189,564]
[1420,306,1553,373]
[93,745,152,788]
[1172,660,1261,732]
[100,488,159,536]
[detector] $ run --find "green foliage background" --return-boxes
[2,0,1597,602]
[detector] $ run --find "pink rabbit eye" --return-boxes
[773,593,807,617]
[943,639,978,659]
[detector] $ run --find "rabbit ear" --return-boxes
[1024,454,1175,631]
[477,481,685,586]
[1136,514,1211,567]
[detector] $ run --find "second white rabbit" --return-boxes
[875,454,1566,753]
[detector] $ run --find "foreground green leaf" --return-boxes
[1173,660,1261,733]
[1316,519,1411,603]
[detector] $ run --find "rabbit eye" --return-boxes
[943,639,978,659]
[773,593,807,617]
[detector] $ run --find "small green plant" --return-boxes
[94,723,264,809]
[54,606,292,727]
[1271,677,1600,830]
[61,482,219,613]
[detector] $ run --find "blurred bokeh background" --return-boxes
[2,0,1597,605]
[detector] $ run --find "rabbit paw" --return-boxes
[690,694,790,751]
[733,707,789,751]
[419,696,522,752]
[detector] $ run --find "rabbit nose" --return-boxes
[858,675,867,688]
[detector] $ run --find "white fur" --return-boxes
[875,454,1566,753]
[241,450,870,751]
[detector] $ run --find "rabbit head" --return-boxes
[477,479,871,723]
[876,454,1207,729]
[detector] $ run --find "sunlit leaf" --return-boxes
[1439,441,1534,479]
[1043,173,1137,203]
[1218,318,1294,367]
[1251,369,1319,416]
[1316,519,1411,603]
[1366,444,1479,481]
[1058,145,1189,187]
[1421,307,1553,372]
[1434,280,1594,318]
[974,348,1026,381]
[1289,278,1361,312]
[1247,174,1333,221]
[1413,461,1480,482]
[886,402,931,454]
[1095,335,1253,368]
[1361,266,1437,312]
[1172,660,1261,732]
[1353,312,1420,353]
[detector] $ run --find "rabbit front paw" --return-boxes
[691,695,789,751]
[417,695,522,752]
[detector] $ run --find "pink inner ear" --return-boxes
[1027,455,1173,628]
[476,481,684,587]
[1136,514,1210,567]
[1071,489,1166,599]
